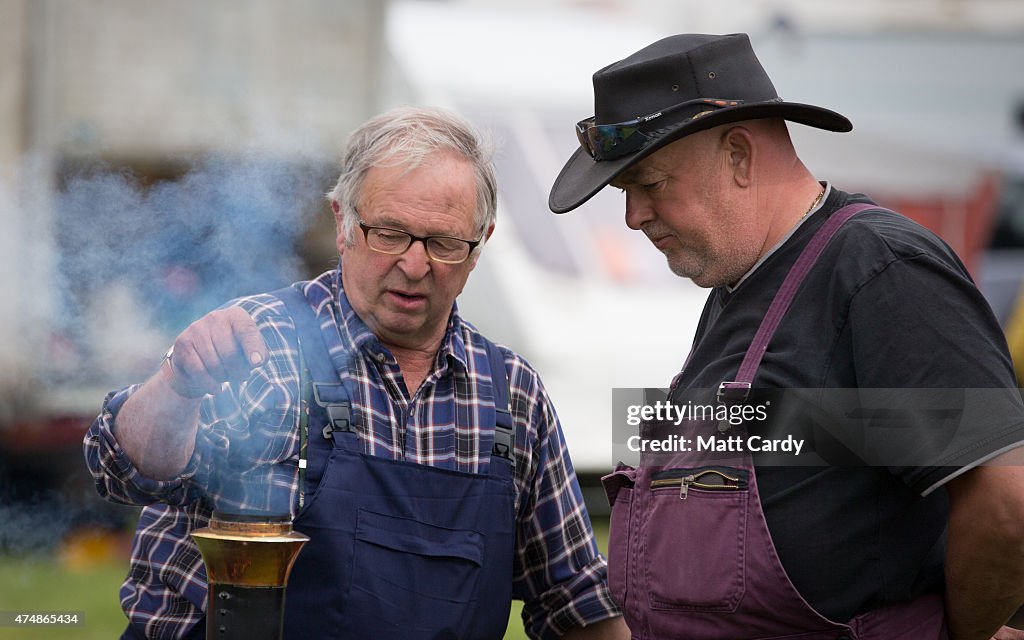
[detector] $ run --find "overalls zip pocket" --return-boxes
[643,465,750,612]
[650,467,749,499]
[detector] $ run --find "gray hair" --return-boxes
[327,106,498,250]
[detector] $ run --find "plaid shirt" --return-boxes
[84,268,618,640]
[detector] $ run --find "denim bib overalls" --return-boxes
[276,284,516,639]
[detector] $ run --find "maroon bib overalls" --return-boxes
[603,204,947,640]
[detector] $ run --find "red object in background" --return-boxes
[1,414,91,454]
[1,414,93,495]
[874,174,1000,279]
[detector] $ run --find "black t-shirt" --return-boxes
[671,187,1024,621]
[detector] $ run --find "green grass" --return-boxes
[0,518,609,639]
[0,554,128,639]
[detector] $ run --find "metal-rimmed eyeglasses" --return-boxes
[356,213,482,264]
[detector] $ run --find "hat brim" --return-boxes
[548,102,852,214]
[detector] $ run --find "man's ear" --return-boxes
[722,126,755,188]
[331,200,346,255]
[468,222,496,270]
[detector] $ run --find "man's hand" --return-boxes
[163,307,269,398]
[113,307,268,479]
[992,627,1024,640]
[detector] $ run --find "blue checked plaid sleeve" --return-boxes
[502,351,621,639]
[85,384,198,507]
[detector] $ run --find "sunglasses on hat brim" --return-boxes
[575,98,743,162]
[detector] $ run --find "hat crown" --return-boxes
[593,33,779,124]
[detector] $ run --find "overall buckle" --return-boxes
[491,425,513,462]
[313,383,353,440]
[717,381,751,404]
[322,404,351,440]
[716,382,751,433]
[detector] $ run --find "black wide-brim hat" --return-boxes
[548,33,852,214]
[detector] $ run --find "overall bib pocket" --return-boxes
[644,466,749,612]
[349,508,485,629]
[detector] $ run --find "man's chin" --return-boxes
[667,255,748,289]
[374,312,437,348]
[666,257,704,285]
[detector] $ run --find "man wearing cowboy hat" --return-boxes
[550,34,1024,640]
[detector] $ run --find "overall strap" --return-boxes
[272,284,355,439]
[482,338,514,463]
[718,203,886,402]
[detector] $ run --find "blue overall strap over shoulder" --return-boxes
[271,283,354,496]
[271,283,516,640]
[484,330,514,463]
[281,286,353,436]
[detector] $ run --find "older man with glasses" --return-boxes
[85,106,628,640]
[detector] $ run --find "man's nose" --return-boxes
[624,191,654,231]
[397,238,431,279]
